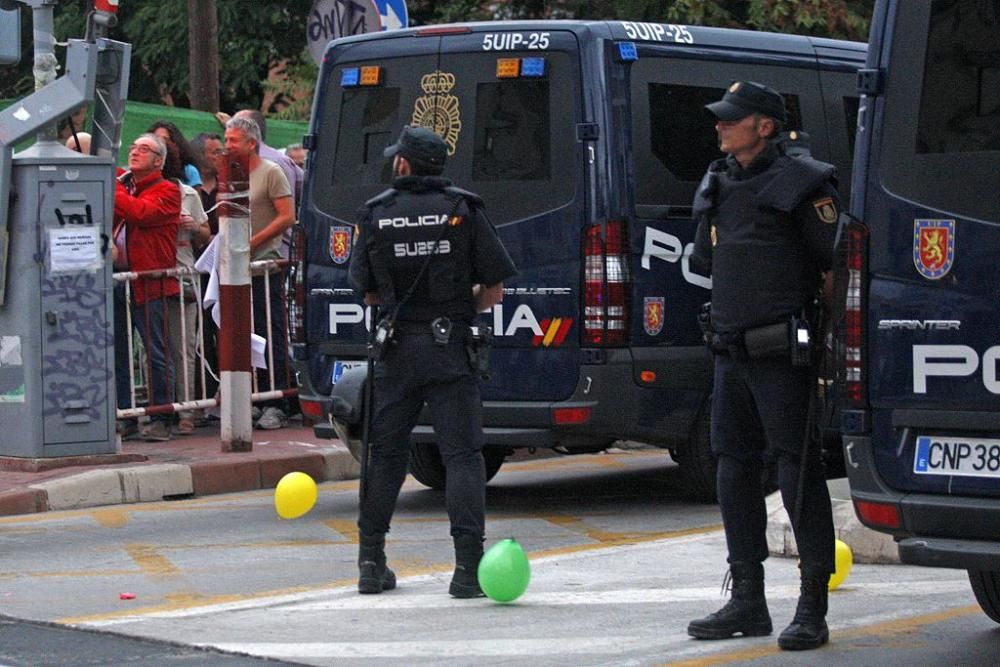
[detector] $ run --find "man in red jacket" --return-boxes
[114,133,181,441]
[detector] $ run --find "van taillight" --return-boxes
[287,225,307,345]
[854,499,900,529]
[584,221,630,345]
[840,221,869,407]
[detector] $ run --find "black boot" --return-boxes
[449,534,485,598]
[687,562,773,639]
[778,571,830,650]
[357,533,396,594]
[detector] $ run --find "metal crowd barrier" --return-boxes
[112,260,296,421]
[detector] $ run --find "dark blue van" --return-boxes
[290,20,865,499]
[836,0,1000,622]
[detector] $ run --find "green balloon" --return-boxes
[478,538,530,602]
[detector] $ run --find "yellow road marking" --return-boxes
[324,518,359,543]
[92,509,129,528]
[125,544,181,577]
[659,604,983,667]
[60,524,723,624]
[0,569,136,579]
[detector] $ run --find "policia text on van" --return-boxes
[834,0,1000,625]
[289,20,865,500]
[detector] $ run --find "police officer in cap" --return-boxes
[686,82,840,650]
[349,125,516,598]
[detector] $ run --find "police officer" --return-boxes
[686,82,840,651]
[348,126,516,598]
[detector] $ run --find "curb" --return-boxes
[0,446,360,518]
[766,478,900,564]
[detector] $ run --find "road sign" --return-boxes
[374,0,408,31]
[307,0,381,66]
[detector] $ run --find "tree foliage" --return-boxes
[1,0,873,118]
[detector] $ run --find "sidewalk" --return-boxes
[0,418,359,517]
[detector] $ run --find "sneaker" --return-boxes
[175,417,196,436]
[256,407,287,430]
[251,406,263,422]
[141,420,172,442]
[116,420,140,441]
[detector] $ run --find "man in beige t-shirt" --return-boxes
[224,116,294,429]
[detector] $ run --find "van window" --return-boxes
[880,2,1000,221]
[332,87,400,188]
[633,77,802,210]
[472,80,551,181]
[916,4,1000,154]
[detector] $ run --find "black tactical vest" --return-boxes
[363,176,479,324]
[705,148,833,333]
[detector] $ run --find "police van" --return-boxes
[290,20,865,499]
[835,1,1000,621]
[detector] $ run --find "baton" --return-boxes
[359,304,379,507]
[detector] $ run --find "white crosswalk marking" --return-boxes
[205,637,649,659]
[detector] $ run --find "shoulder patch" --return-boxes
[812,197,837,224]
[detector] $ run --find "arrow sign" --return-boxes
[374,0,408,31]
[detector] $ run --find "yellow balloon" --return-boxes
[274,472,318,519]
[828,539,853,591]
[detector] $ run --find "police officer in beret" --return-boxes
[349,126,516,598]
[686,82,840,651]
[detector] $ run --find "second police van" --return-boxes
[835,0,1000,622]
[290,20,866,499]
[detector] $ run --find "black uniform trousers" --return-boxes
[358,330,486,539]
[711,354,835,575]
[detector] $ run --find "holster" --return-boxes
[466,325,494,380]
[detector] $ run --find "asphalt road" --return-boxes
[1,450,997,666]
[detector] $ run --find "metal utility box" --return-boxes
[0,150,116,457]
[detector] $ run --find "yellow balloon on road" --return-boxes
[274,472,318,519]
[829,539,853,591]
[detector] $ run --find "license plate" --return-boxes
[913,435,1000,479]
[332,360,365,385]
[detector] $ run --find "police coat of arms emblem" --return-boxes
[410,70,462,155]
[913,219,955,280]
[644,297,665,336]
[329,225,352,265]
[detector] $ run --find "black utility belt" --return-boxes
[392,318,468,341]
[706,315,812,367]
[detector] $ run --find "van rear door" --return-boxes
[301,28,585,403]
[434,28,585,402]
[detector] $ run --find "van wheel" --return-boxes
[969,570,1000,623]
[408,443,506,490]
[676,397,718,502]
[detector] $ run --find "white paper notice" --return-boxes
[0,336,22,367]
[48,226,102,274]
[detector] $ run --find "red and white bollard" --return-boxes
[216,151,253,452]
